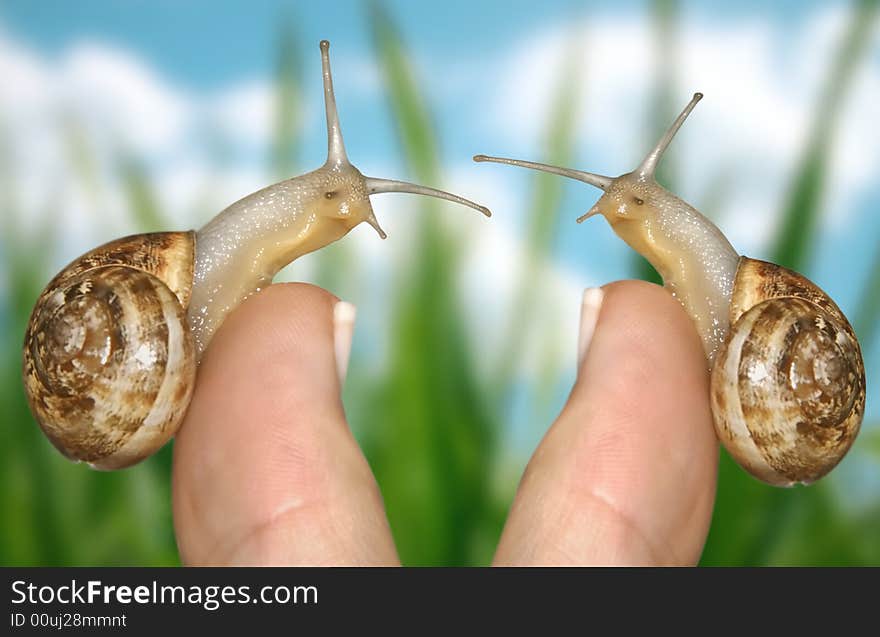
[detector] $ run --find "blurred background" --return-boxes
[1,0,878,565]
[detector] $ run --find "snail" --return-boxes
[22,40,491,470]
[475,93,865,487]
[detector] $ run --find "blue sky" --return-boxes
[0,1,852,88]
[1,1,878,441]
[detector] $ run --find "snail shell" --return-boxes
[22,232,197,470]
[710,257,865,486]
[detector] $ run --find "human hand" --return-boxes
[172,280,717,565]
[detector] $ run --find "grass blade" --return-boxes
[632,0,679,284]
[490,34,582,406]
[116,149,165,231]
[271,16,303,180]
[365,0,499,565]
[853,245,880,350]
[770,0,879,270]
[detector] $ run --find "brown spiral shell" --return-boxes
[22,232,197,470]
[710,257,866,486]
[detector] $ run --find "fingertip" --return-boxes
[173,283,396,564]
[576,279,707,392]
[577,280,717,550]
[497,279,718,565]
[199,283,340,379]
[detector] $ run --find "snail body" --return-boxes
[475,93,865,486]
[23,41,490,470]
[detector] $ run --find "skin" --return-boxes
[172,279,717,566]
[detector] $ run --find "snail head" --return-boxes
[312,40,490,241]
[473,92,704,231]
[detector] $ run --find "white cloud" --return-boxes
[206,80,275,149]
[61,41,192,155]
[483,5,880,243]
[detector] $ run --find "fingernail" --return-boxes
[577,287,604,372]
[333,301,357,386]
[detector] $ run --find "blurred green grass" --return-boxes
[353,2,501,565]
[1,1,878,566]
